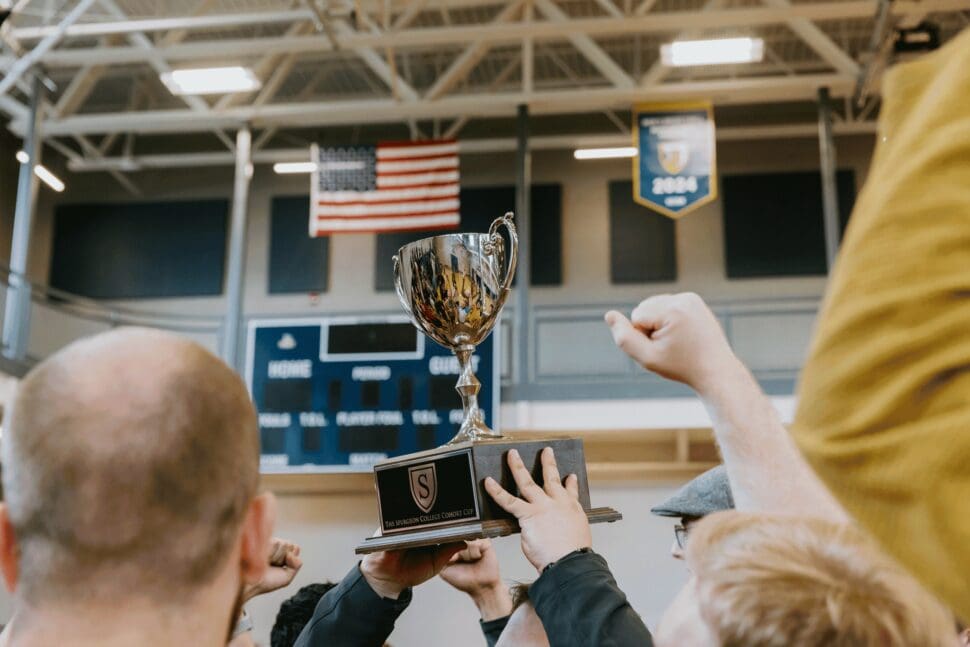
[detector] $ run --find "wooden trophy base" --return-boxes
[356,437,622,554]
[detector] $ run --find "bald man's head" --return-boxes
[1,328,259,604]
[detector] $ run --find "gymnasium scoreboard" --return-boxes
[245,316,498,472]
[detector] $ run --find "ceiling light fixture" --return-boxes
[574,146,637,160]
[273,162,318,174]
[160,66,261,96]
[661,37,765,67]
[16,150,65,192]
[33,165,65,192]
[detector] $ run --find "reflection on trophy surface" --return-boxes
[393,212,517,443]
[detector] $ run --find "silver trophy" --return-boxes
[393,212,517,444]
[357,210,620,555]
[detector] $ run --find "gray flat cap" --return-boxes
[651,465,734,518]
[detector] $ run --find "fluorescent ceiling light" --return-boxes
[34,165,65,192]
[160,66,260,95]
[574,146,637,160]
[661,37,764,67]
[273,162,318,174]
[16,150,65,192]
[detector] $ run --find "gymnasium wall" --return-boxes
[19,135,876,363]
[0,133,878,645]
[26,135,875,302]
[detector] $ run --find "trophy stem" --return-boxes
[449,346,503,444]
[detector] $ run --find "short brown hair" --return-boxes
[687,511,954,647]
[2,328,260,603]
[510,582,531,611]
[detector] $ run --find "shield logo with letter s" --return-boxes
[408,463,438,513]
[658,141,690,175]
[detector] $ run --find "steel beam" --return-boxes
[0,0,97,97]
[633,0,659,15]
[2,76,41,360]
[533,0,634,88]
[66,120,877,171]
[514,103,531,387]
[424,0,524,100]
[10,1,467,41]
[71,134,142,196]
[11,9,316,40]
[393,0,430,28]
[221,127,253,368]
[333,17,420,100]
[52,0,218,119]
[10,0,513,46]
[445,53,522,137]
[32,0,968,68]
[52,61,108,118]
[817,87,841,269]
[215,21,313,110]
[641,0,727,86]
[13,0,965,47]
[591,0,624,18]
[31,73,856,137]
[760,0,860,76]
[522,1,533,92]
[0,94,27,121]
[95,0,210,114]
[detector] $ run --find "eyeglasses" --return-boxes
[674,524,689,550]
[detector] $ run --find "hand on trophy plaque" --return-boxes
[356,212,621,554]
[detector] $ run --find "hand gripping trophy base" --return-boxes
[450,345,503,444]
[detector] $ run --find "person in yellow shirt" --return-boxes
[791,27,970,621]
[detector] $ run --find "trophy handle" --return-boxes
[487,211,518,294]
[392,255,414,319]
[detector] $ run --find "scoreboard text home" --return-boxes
[245,316,498,472]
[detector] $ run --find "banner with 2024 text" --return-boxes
[633,101,717,219]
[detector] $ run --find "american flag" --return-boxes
[309,140,460,236]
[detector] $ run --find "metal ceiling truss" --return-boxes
[0,0,967,172]
[67,119,879,172]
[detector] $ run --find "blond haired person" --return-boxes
[655,511,956,647]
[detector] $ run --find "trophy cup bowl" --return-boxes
[356,212,621,554]
[393,212,517,444]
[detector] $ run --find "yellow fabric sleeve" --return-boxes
[792,28,970,619]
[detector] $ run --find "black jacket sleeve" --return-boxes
[480,615,510,646]
[529,551,654,647]
[293,563,412,647]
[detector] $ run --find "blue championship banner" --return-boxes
[633,101,717,218]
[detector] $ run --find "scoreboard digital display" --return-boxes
[245,316,498,473]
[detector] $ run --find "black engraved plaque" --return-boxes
[375,449,480,534]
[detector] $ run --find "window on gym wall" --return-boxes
[373,184,563,291]
[269,195,330,294]
[49,199,229,299]
[721,170,855,278]
[608,180,678,284]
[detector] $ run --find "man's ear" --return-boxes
[240,492,276,586]
[0,504,18,593]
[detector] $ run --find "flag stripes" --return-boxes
[311,140,460,235]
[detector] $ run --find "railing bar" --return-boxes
[0,263,222,325]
